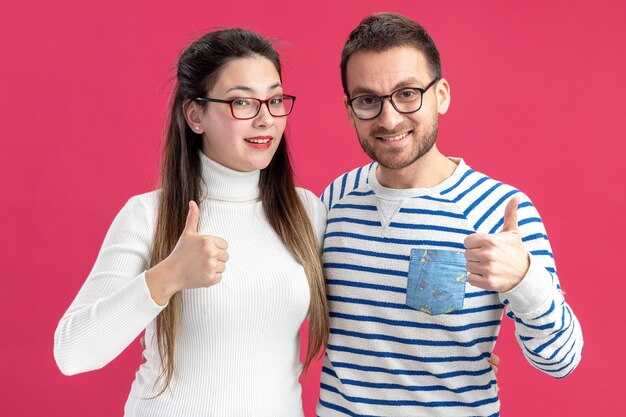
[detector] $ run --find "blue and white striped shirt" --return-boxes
[316,159,583,417]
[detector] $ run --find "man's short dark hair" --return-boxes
[340,12,442,96]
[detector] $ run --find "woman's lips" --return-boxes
[244,136,272,149]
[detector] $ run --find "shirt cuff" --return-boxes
[500,255,553,315]
[139,271,170,310]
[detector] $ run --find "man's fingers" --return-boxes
[466,272,484,287]
[463,233,487,249]
[183,201,200,234]
[464,248,482,263]
[466,259,484,275]
[502,196,520,233]
[488,353,500,375]
[490,353,500,366]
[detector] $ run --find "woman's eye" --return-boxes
[269,97,284,105]
[232,99,250,107]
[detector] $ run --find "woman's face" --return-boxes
[195,56,287,172]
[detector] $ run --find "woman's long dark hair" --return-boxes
[150,28,328,394]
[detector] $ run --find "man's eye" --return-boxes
[357,96,377,105]
[398,89,417,98]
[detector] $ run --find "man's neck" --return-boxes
[376,146,458,189]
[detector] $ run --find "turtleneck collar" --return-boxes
[199,151,260,203]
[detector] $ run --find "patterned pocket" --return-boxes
[406,249,467,315]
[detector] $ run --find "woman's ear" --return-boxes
[184,99,204,133]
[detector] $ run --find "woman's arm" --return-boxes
[54,194,165,375]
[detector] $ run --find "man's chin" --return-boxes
[370,139,437,170]
[376,158,417,170]
[368,149,417,170]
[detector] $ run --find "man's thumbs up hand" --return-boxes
[463,197,530,293]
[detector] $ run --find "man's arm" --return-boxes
[464,194,583,378]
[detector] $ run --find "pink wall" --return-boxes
[1,0,623,415]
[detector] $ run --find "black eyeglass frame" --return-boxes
[193,94,296,120]
[346,78,440,121]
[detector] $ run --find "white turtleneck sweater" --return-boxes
[53,153,327,417]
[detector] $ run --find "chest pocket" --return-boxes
[406,249,467,315]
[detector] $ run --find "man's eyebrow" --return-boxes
[350,86,378,97]
[225,83,282,95]
[350,77,423,97]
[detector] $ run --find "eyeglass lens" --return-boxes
[351,88,423,119]
[231,96,294,119]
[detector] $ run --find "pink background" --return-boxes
[1,0,624,415]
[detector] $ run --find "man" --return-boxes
[317,13,583,417]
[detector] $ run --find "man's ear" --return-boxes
[184,99,204,133]
[344,96,356,127]
[435,78,451,115]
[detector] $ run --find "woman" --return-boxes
[54,28,328,417]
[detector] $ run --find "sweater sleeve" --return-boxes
[296,188,327,250]
[53,194,166,376]
[320,163,375,212]
[497,193,583,378]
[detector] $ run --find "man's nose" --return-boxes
[375,98,404,130]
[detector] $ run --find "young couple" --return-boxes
[54,12,583,417]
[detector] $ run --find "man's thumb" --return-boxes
[502,196,520,233]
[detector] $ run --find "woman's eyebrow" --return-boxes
[225,85,254,94]
[225,82,282,95]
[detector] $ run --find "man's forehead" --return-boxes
[346,46,430,94]
[348,46,427,67]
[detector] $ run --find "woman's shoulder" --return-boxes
[295,188,327,246]
[127,189,161,208]
[114,189,161,227]
[295,187,326,216]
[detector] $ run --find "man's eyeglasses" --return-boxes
[194,94,296,120]
[346,78,439,120]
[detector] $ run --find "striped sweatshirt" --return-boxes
[316,159,583,417]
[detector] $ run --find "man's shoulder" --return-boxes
[441,162,522,202]
[445,162,538,232]
[320,162,375,211]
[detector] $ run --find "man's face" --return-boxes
[344,46,449,170]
